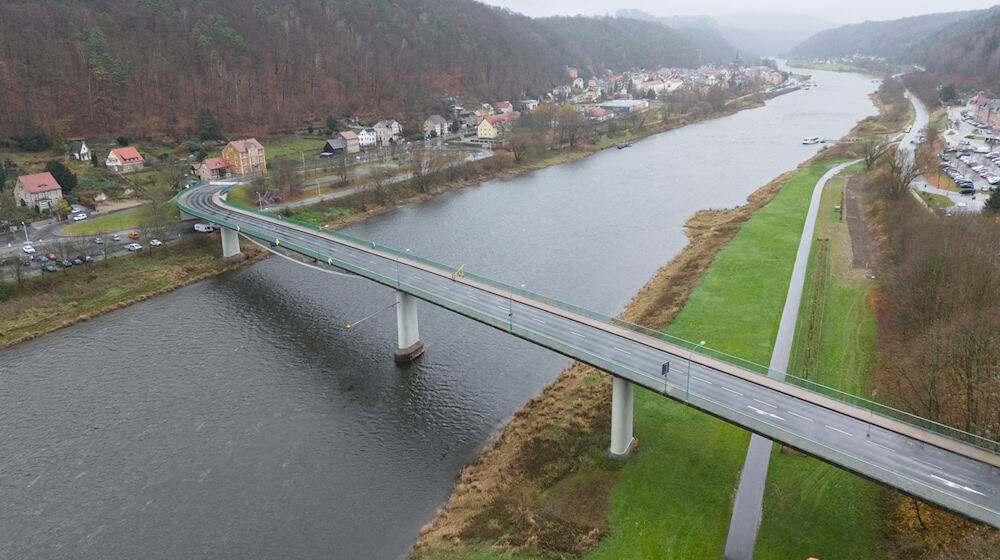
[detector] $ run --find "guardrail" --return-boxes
[176,181,1000,455]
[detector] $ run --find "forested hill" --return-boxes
[0,0,728,137]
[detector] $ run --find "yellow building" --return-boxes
[222,138,267,176]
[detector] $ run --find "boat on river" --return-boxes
[802,136,821,145]
[616,141,633,149]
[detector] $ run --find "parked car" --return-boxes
[22,244,35,254]
[36,255,49,263]
[126,243,142,251]
[149,239,162,247]
[94,237,103,244]
[42,264,58,273]
[72,258,83,265]
[72,213,87,221]
[127,231,140,239]
[960,188,975,195]
[60,260,72,267]
[193,223,215,233]
[111,234,121,241]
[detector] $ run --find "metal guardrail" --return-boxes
[175,181,1000,455]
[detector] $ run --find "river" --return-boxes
[0,68,877,560]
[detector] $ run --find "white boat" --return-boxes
[802,136,821,145]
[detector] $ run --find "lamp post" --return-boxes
[21,221,28,243]
[686,340,706,400]
[255,191,265,212]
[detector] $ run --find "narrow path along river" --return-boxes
[0,68,877,560]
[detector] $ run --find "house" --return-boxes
[373,120,401,145]
[67,139,90,161]
[321,137,347,156]
[222,138,267,176]
[13,172,63,212]
[566,66,578,78]
[356,128,377,147]
[572,77,584,89]
[518,99,539,112]
[598,99,649,115]
[423,114,448,137]
[192,157,230,181]
[338,130,360,153]
[477,111,520,139]
[586,107,612,122]
[105,146,145,173]
[495,101,513,114]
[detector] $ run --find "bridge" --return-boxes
[177,181,1000,527]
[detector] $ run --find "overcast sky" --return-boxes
[479,0,999,25]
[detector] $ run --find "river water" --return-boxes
[1,68,877,560]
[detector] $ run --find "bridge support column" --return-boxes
[220,227,243,261]
[394,291,424,364]
[609,377,637,459]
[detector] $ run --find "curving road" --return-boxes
[178,181,1000,527]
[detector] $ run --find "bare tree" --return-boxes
[874,151,920,200]
[862,136,891,170]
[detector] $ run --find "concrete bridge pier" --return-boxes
[609,377,637,459]
[220,227,244,261]
[394,291,424,364]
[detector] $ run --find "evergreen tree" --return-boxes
[985,188,1000,214]
[51,131,67,156]
[196,107,223,141]
[0,165,6,190]
[91,152,99,167]
[44,160,77,194]
[325,114,338,135]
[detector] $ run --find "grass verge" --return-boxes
[0,235,265,348]
[63,200,178,235]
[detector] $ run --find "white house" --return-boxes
[105,147,145,173]
[356,127,377,147]
[67,139,90,161]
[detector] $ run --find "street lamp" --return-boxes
[21,221,28,243]
[685,340,707,400]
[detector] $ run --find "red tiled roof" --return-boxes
[200,157,229,170]
[110,146,144,163]
[339,130,358,140]
[228,138,264,152]
[486,111,520,124]
[18,172,61,193]
[495,101,512,109]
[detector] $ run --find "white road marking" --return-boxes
[825,425,853,437]
[525,317,546,324]
[569,331,585,338]
[786,410,814,422]
[753,398,777,408]
[930,474,985,496]
[748,405,786,422]
[693,376,713,385]
[722,386,743,396]
[913,458,944,471]
[868,441,894,453]
[613,346,631,355]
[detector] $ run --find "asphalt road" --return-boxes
[723,160,861,559]
[178,182,1000,527]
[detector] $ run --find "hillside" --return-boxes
[0,0,729,138]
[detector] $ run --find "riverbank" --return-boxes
[0,235,266,349]
[409,147,862,559]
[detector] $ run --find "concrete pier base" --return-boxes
[220,227,243,261]
[608,376,637,459]
[394,291,423,364]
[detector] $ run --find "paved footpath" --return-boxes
[723,159,861,560]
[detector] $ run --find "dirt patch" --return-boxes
[410,160,816,559]
[845,175,875,271]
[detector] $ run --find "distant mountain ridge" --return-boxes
[0,0,734,137]
[616,9,833,57]
[789,6,1000,88]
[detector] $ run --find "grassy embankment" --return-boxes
[412,157,852,559]
[788,59,870,73]
[917,190,954,208]
[62,199,179,235]
[0,234,265,348]
[754,166,889,559]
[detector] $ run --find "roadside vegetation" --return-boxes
[0,234,264,348]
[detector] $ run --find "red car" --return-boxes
[44,252,57,260]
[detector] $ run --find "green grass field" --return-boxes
[754,172,887,559]
[63,200,177,235]
[917,190,954,208]
[788,59,867,73]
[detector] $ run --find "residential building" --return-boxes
[495,101,513,114]
[339,130,360,153]
[598,99,649,115]
[67,139,90,161]
[518,99,539,111]
[356,128,377,147]
[14,172,63,212]
[222,138,267,176]
[971,92,1000,128]
[572,77,584,89]
[105,146,145,173]
[586,107,612,122]
[423,114,448,137]
[192,157,230,181]
[373,120,401,145]
[566,66,578,78]
[477,111,520,139]
[322,137,347,155]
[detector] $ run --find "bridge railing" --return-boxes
[193,183,1000,455]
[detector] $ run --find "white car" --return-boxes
[22,244,36,254]
[149,239,163,247]
[126,242,143,251]
[73,213,87,221]
[94,237,103,244]
[193,223,215,233]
